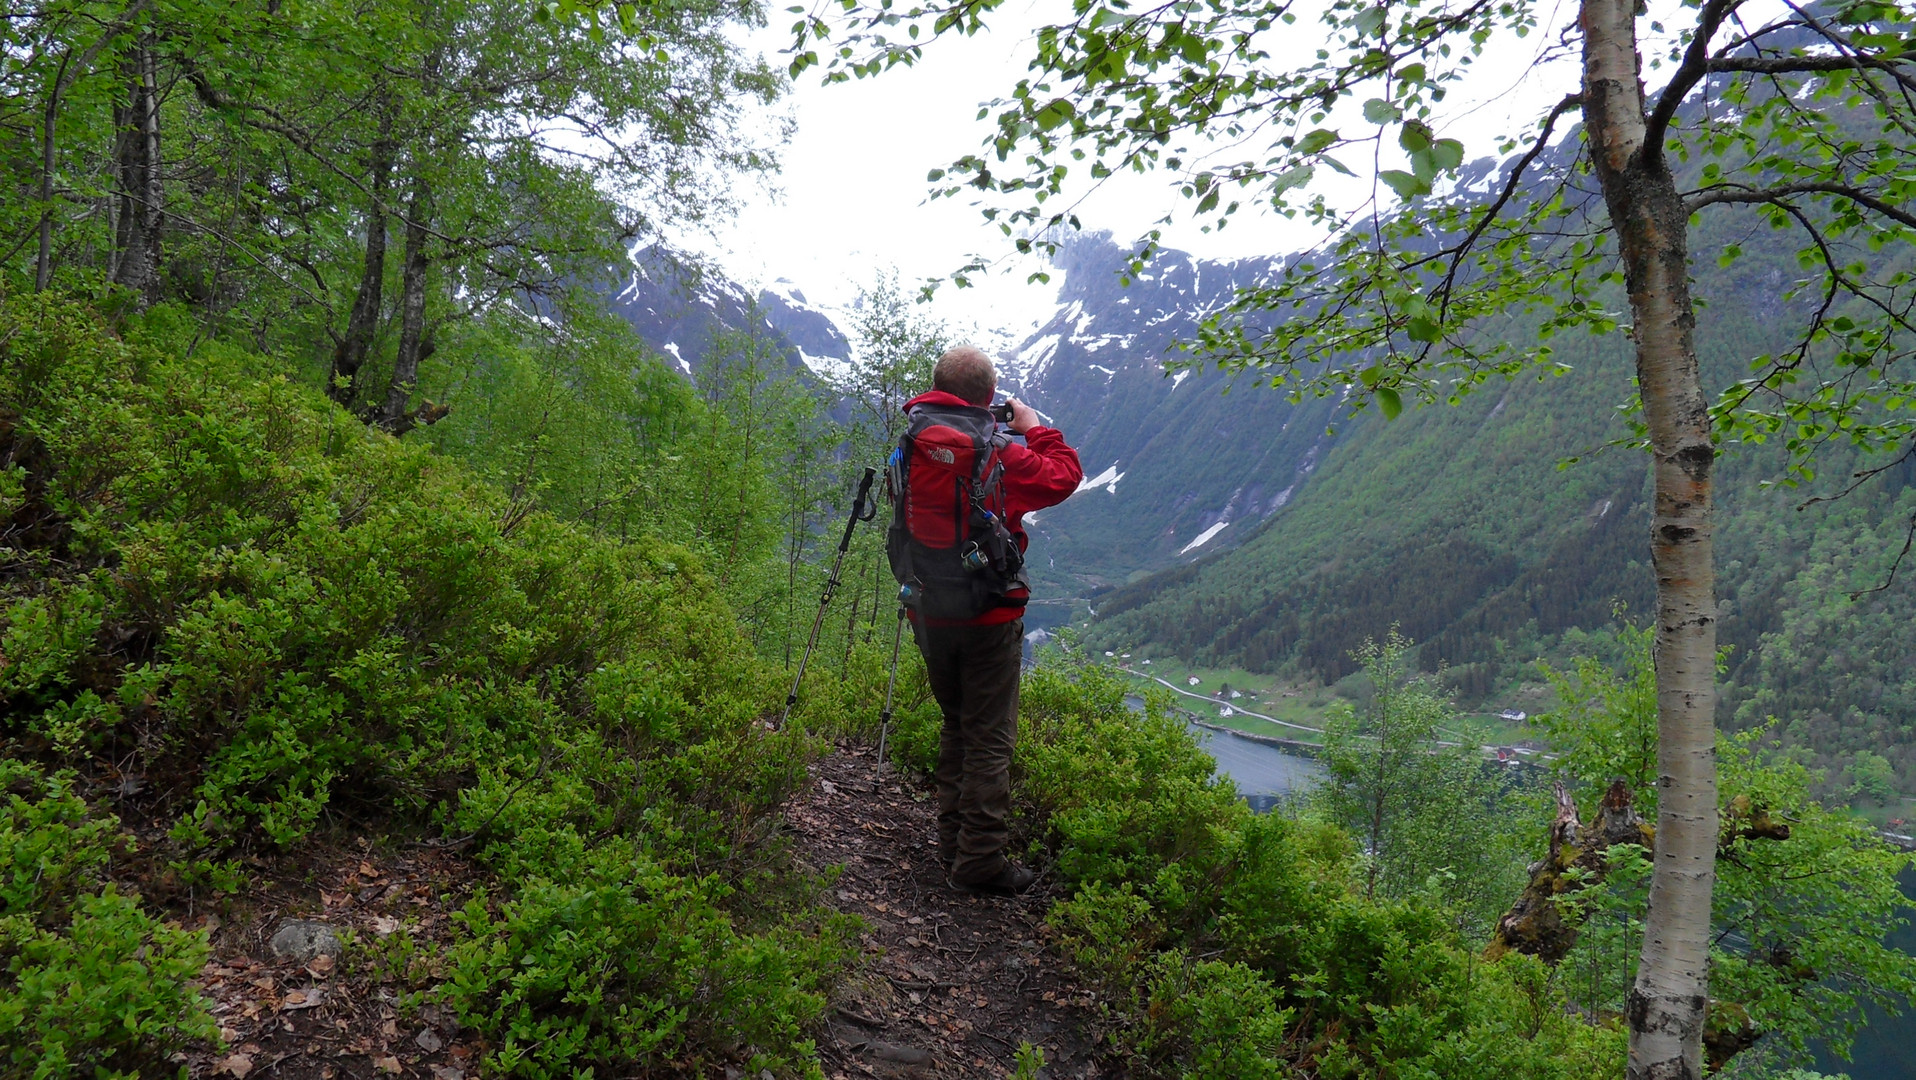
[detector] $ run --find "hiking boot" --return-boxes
[952,862,1037,897]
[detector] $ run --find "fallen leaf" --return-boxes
[430,1068,464,1080]
[359,861,380,878]
[249,976,276,992]
[415,1028,443,1053]
[215,1054,254,1078]
[381,1019,400,1038]
[370,915,401,936]
[305,954,336,977]
[281,988,325,1010]
[373,1054,403,1074]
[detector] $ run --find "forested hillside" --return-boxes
[1076,194,1916,801]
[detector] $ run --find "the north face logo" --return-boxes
[926,446,956,464]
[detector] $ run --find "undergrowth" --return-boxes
[0,296,858,1077]
[890,655,1623,1077]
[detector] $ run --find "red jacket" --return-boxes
[901,391,1084,626]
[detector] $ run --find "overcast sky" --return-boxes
[684,0,1703,348]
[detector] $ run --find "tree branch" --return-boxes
[1685,181,1916,231]
[1707,53,1914,80]
[1849,512,1916,600]
[1433,93,1582,322]
[1778,0,1916,97]
[1643,0,1744,157]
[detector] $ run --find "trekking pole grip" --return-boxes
[839,467,877,552]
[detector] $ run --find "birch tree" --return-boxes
[767,0,1916,1074]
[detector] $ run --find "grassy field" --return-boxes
[1109,654,1557,754]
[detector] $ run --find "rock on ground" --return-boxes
[267,920,341,964]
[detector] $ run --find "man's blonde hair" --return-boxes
[932,346,996,406]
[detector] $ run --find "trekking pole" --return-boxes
[777,466,877,730]
[876,605,907,772]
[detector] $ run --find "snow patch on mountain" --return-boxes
[1076,464,1125,495]
[1013,334,1063,381]
[800,349,853,382]
[661,342,690,374]
[1180,521,1230,555]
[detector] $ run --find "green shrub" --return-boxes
[444,848,852,1079]
[0,295,855,1077]
[1008,656,1622,1078]
[0,759,215,1078]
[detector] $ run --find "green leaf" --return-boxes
[1376,385,1403,419]
[1364,98,1402,125]
[1379,170,1429,199]
[1296,128,1340,155]
[1269,165,1314,196]
[1035,99,1075,131]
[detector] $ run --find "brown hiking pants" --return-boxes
[913,617,1023,884]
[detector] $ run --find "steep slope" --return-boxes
[1079,250,1916,794]
[999,233,1347,615]
[605,245,853,379]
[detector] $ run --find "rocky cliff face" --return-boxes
[992,232,1344,621]
[604,245,853,380]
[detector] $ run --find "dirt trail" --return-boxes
[173,741,1114,1079]
[791,742,1115,1079]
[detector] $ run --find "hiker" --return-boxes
[885,346,1082,895]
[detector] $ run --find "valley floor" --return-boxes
[793,743,1113,1078]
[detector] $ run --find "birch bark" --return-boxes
[1578,0,1719,1075]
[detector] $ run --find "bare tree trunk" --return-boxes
[374,179,432,434]
[329,93,396,407]
[1579,0,1720,1075]
[109,30,162,304]
[36,0,153,291]
[138,40,162,300]
[37,51,75,292]
[1489,780,1649,963]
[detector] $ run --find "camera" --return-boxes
[989,401,1014,424]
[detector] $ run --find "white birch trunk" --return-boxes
[1577,0,1719,1075]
